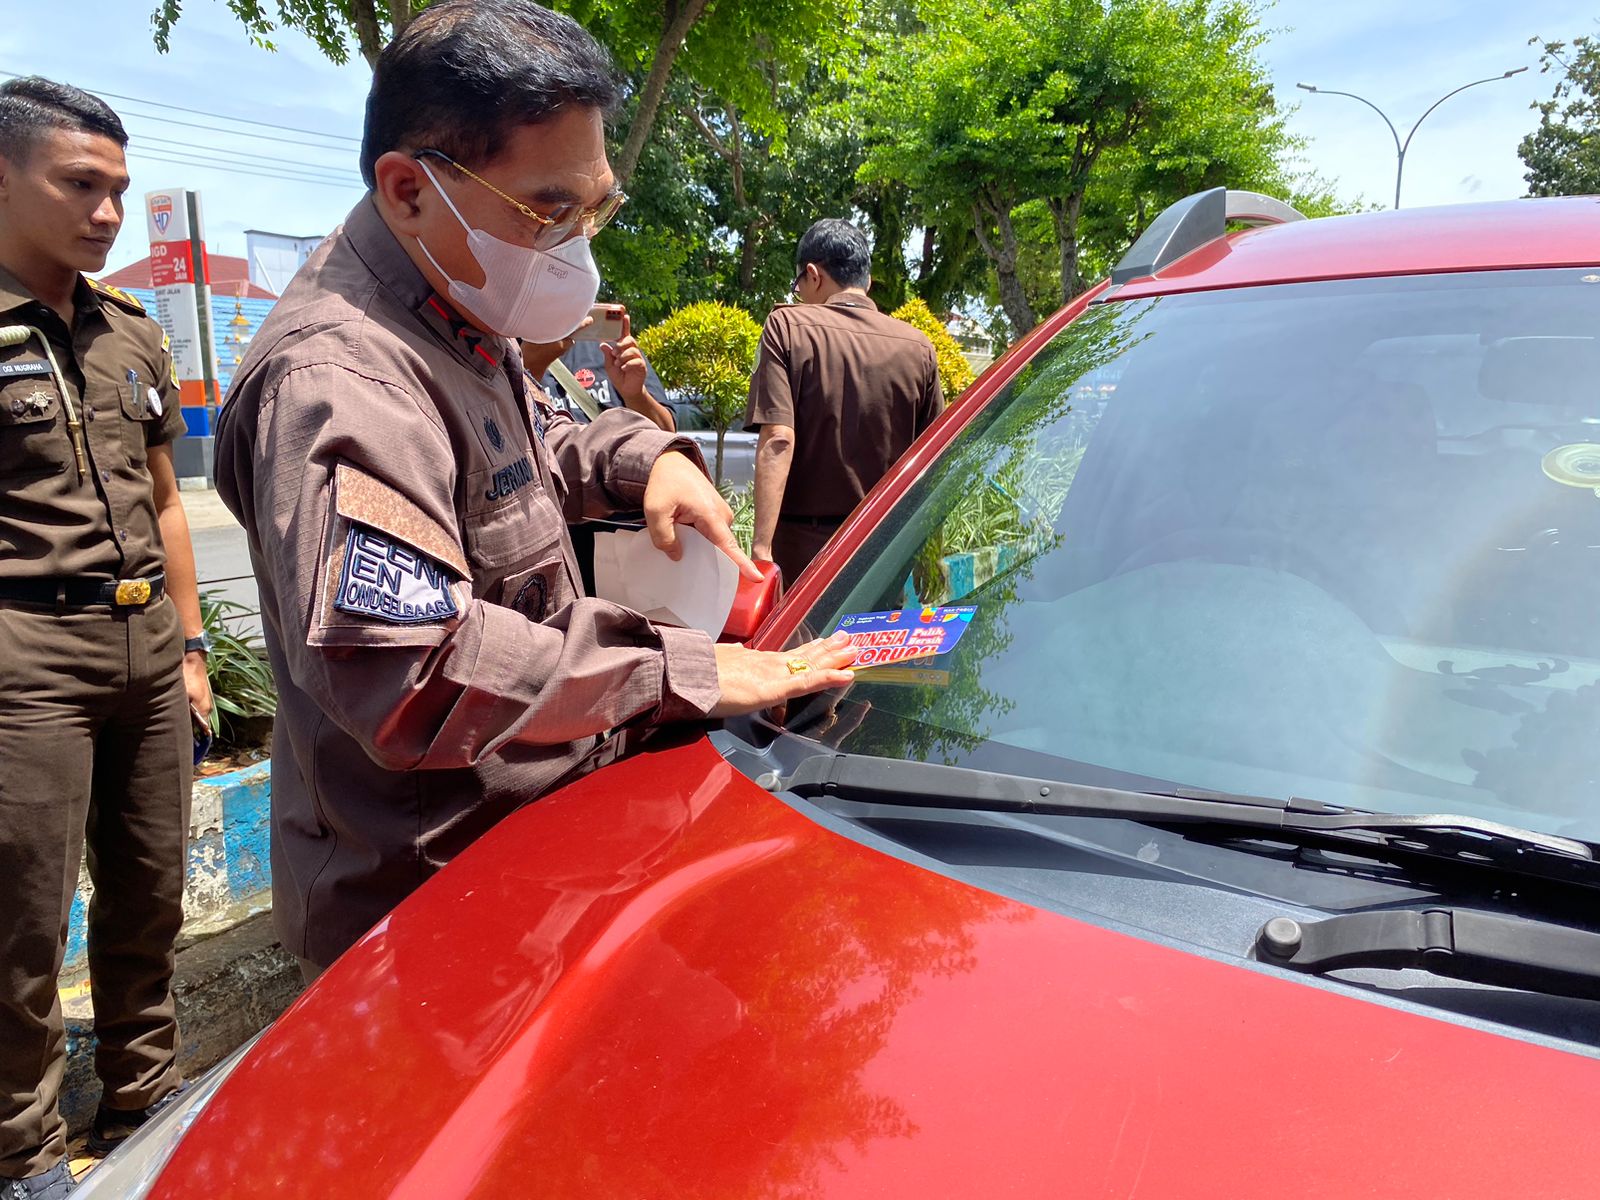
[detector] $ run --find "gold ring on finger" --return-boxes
[786,657,811,675]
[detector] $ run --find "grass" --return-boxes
[721,481,755,556]
[200,590,277,750]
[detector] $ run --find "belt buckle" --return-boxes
[114,579,152,606]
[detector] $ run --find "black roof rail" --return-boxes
[1110,187,1306,284]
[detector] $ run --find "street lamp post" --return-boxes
[1296,68,1528,209]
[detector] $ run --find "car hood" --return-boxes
[151,735,1600,1198]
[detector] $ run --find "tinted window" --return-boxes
[788,269,1600,842]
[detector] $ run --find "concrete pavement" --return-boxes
[181,488,262,634]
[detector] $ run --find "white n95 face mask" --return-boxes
[415,159,601,343]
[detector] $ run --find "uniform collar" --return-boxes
[825,290,878,312]
[0,263,35,315]
[0,264,103,332]
[345,193,508,380]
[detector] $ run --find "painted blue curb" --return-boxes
[64,759,273,973]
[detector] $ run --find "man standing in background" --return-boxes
[0,77,213,1199]
[538,315,676,432]
[745,218,944,587]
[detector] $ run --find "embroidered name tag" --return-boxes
[0,360,51,378]
[485,455,534,502]
[334,525,459,624]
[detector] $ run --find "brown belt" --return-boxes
[0,573,166,609]
[778,514,844,528]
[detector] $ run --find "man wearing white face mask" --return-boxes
[213,0,856,979]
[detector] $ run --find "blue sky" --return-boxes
[2,0,1593,278]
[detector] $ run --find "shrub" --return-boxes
[200,591,277,750]
[721,481,755,556]
[890,297,975,404]
[638,301,762,486]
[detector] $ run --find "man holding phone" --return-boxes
[533,304,676,432]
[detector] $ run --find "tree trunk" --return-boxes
[687,102,765,294]
[971,199,1035,337]
[864,189,910,310]
[714,427,727,489]
[1048,191,1086,304]
[613,0,713,186]
[352,0,386,69]
[917,226,937,285]
[738,220,761,293]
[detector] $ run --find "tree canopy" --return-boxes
[152,0,1356,348]
[859,0,1309,335]
[1520,35,1600,198]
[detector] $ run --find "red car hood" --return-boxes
[153,736,1600,1198]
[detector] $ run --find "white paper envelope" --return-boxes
[592,525,739,636]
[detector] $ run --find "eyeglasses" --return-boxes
[415,149,627,249]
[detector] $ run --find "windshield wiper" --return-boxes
[781,753,1599,888]
[1255,910,1600,1002]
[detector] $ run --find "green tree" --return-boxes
[1520,35,1600,197]
[861,0,1300,337]
[151,0,420,66]
[637,300,761,485]
[154,0,862,189]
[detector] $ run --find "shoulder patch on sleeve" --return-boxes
[162,329,180,385]
[333,463,469,578]
[87,278,146,313]
[334,526,459,624]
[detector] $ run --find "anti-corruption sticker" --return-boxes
[334,525,459,624]
[831,605,977,668]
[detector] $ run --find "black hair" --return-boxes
[0,76,127,162]
[796,218,872,290]
[361,0,620,188]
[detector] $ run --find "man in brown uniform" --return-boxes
[0,79,213,1198]
[215,0,854,979]
[745,219,944,587]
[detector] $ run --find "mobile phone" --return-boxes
[573,303,626,342]
[190,704,214,767]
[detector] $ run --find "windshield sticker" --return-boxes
[834,605,977,667]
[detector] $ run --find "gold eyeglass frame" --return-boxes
[415,149,626,249]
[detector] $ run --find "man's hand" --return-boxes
[519,319,591,380]
[603,314,676,431]
[643,450,762,581]
[709,631,856,718]
[752,542,774,564]
[601,316,648,406]
[184,651,214,726]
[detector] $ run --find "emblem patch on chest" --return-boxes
[334,525,459,624]
[483,415,505,453]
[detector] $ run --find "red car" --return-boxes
[87,191,1600,1198]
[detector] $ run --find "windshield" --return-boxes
[784,268,1600,844]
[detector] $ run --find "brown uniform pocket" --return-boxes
[0,378,66,480]
[118,382,159,465]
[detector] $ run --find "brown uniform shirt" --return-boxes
[744,294,943,517]
[0,269,184,579]
[215,197,720,966]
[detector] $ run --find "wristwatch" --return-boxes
[184,634,213,656]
